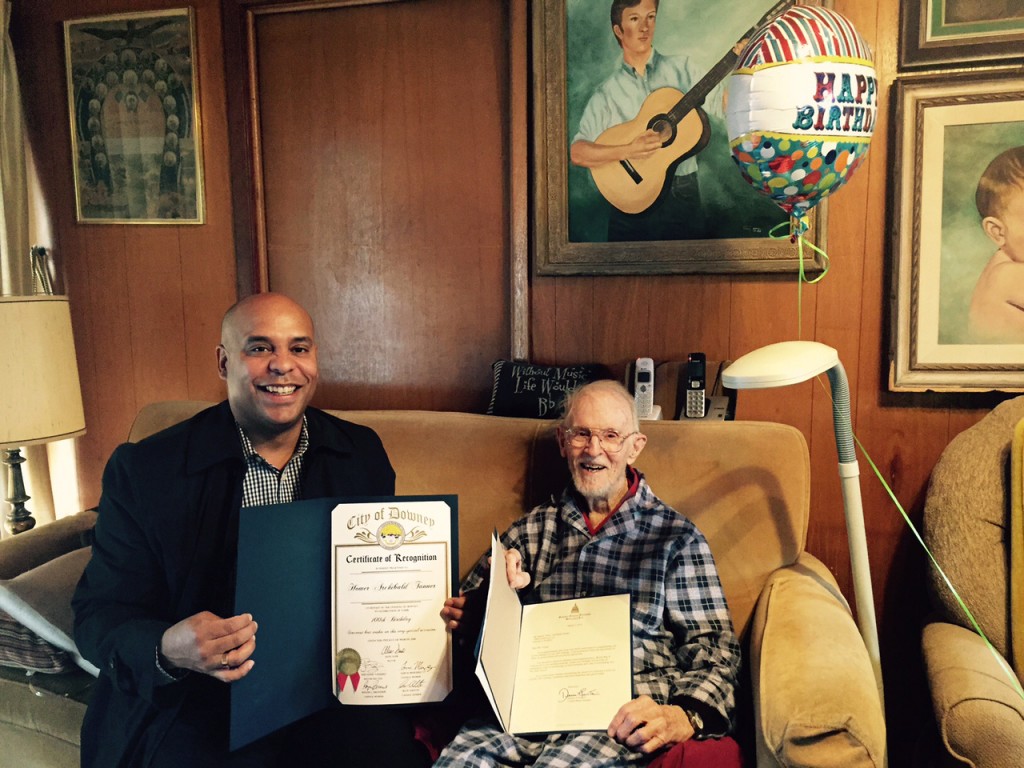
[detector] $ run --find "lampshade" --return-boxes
[721,340,838,390]
[0,296,86,448]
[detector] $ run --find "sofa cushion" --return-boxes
[0,547,98,676]
[485,360,607,418]
[0,663,89,760]
[635,420,809,640]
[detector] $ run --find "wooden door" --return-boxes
[231,0,511,411]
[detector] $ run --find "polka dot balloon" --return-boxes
[726,6,876,224]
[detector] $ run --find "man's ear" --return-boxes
[626,432,647,465]
[982,215,1006,246]
[216,344,228,381]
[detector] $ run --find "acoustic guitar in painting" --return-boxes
[590,0,792,214]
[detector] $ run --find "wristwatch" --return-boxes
[683,708,705,740]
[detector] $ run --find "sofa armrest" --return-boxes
[923,621,1024,768]
[749,553,886,768]
[0,510,97,580]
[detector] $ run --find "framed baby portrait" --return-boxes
[889,69,1024,392]
[64,8,205,223]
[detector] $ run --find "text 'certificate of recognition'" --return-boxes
[331,497,457,705]
[476,532,633,734]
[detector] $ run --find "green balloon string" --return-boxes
[765,209,1019,698]
[809,376,1024,701]
[769,216,830,339]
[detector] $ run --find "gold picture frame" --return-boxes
[64,8,205,224]
[900,0,1024,69]
[532,0,828,276]
[889,69,1024,392]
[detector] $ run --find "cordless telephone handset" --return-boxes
[633,357,655,420]
[685,352,706,418]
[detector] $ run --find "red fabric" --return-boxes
[583,466,642,535]
[648,737,746,768]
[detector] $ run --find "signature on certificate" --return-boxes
[559,686,599,701]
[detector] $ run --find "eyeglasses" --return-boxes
[562,427,638,453]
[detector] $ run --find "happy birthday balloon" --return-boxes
[726,6,877,223]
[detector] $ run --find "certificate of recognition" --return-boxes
[475,532,633,735]
[330,496,457,706]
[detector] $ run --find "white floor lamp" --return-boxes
[722,341,884,710]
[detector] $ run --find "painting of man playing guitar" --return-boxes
[567,0,791,244]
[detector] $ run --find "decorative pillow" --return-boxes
[0,546,98,676]
[0,609,72,673]
[486,360,609,419]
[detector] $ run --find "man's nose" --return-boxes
[268,352,295,373]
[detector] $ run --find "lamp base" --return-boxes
[3,449,35,535]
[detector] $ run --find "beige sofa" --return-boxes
[0,400,886,767]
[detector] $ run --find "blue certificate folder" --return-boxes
[230,494,458,751]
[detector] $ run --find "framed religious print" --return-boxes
[64,8,205,223]
[900,0,1024,69]
[889,70,1024,392]
[533,0,832,275]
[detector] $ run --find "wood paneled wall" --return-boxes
[11,0,1010,760]
[11,0,239,511]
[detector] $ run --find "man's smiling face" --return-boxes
[217,293,319,444]
[557,385,646,513]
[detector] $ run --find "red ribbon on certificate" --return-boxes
[337,672,361,691]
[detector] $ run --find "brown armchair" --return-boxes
[922,396,1024,766]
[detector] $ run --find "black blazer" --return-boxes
[72,402,395,767]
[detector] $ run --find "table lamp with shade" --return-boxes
[722,340,884,710]
[0,295,86,534]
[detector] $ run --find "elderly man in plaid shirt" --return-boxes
[437,379,743,767]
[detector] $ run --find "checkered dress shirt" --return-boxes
[238,417,309,508]
[437,473,740,767]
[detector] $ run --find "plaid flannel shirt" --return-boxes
[438,473,740,767]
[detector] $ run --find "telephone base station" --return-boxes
[640,405,663,421]
[701,396,731,421]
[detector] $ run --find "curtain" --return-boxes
[0,0,30,296]
[0,2,81,537]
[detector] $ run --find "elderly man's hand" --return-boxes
[607,696,694,754]
[504,548,531,590]
[159,611,257,682]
